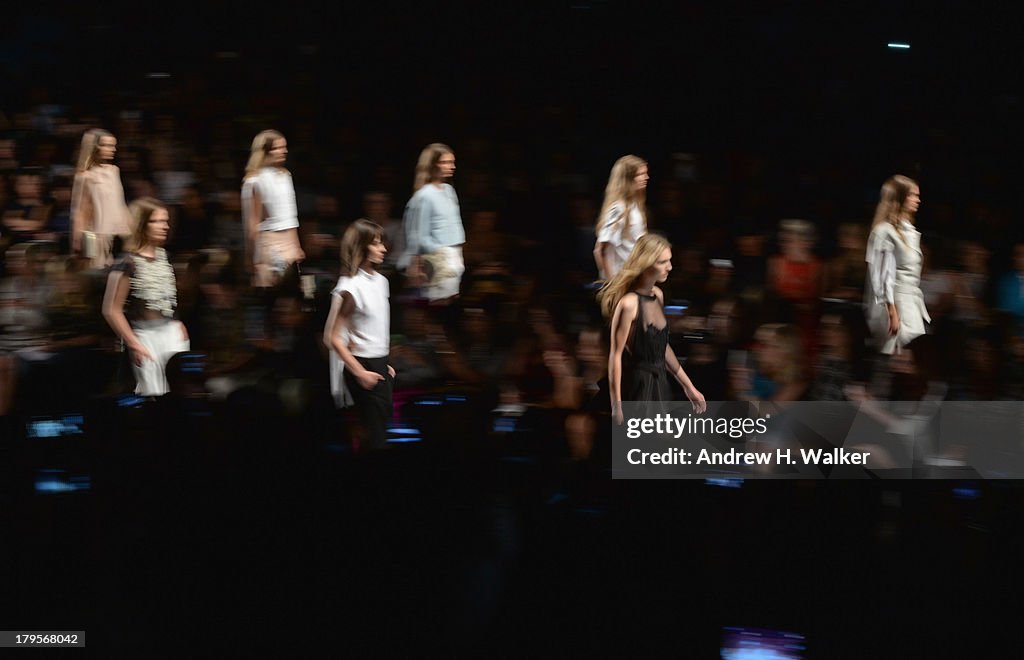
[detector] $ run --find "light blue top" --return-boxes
[398,183,465,269]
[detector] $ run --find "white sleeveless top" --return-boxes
[241,167,299,232]
[596,203,645,279]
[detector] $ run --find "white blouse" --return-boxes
[241,167,299,233]
[331,269,390,358]
[328,269,390,409]
[595,202,646,279]
[866,220,920,305]
[865,220,930,354]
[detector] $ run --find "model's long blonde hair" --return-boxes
[412,143,453,192]
[597,233,670,318]
[244,130,286,180]
[871,174,918,245]
[596,155,648,239]
[75,129,113,173]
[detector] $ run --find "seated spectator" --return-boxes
[170,185,214,253]
[825,222,867,302]
[807,306,867,401]
[767,219,822,358]
[363,191,403,274]
[3,169,54,243]
[0,243,54,413]
[730,323,808,407]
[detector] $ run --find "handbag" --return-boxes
[421,248,458,284]
[82,231,98,259]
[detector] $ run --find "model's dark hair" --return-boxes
[339,218,384,276]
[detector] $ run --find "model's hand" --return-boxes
[387,365,396,379]
[356,368,384,390]
[888,307,901,337]
[406,257,428,287]
[612,401,624,426]
[129,344,154,367]
[685,385,707,414]
[178,322,189,342]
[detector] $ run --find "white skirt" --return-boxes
[868,287,930,355]
[132,319,190,396]
[424,246,465,301]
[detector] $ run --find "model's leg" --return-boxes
[344,357,393,452]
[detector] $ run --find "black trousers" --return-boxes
[343,356,393,451]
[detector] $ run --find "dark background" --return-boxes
[4,1,1021,217]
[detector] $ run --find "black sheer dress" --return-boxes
[622,292,672,401]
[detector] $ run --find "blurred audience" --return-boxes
[1,85,1022,470]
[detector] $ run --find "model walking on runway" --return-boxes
[399,143,466,303]
[102,198,190,396]
[865,175,930,355]
[324,219,395,452]
[71,129,133,268]
[598,233,705,424]
[242,130,305,289]
[593,155,649,281]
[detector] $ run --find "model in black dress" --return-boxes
[598,233,706,424]
[623,292,672,402]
